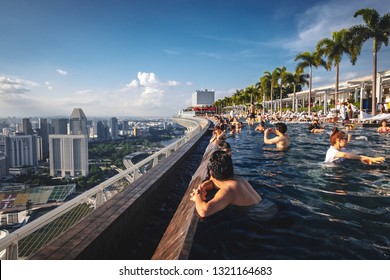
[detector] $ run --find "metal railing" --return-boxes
[0,117,208,259]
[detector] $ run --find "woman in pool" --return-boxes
[377,120,390,133]
[325,127,385,164]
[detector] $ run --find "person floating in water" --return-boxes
[325,127,385,164]
[264,122,291,151]
[190,150,261,218]
[377,120,390,133]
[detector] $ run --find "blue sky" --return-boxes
[0,0,389,118]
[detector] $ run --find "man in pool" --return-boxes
[190,150,261,218]
[264,122,291,151]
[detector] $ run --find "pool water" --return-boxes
[189,122,390,259]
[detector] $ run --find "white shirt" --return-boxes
[325,146,346,163]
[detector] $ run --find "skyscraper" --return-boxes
[109,117,119,140]
[97,121,110,141]
[22,118,33,135]
[69,108,88,135]
[49,108,89,178]
[38,118,49,160]
[9,135,38,168]
[49,134,89,177]
[50,118,68,135]
[0,152,7,178]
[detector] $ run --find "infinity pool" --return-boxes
[189,122,390,259]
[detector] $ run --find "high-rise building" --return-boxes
[0,152,8,178]
[37,118,49,160]
[9,135,38,168]
[69,108,88,135]
[192,89,215,106]
[97,121,110,141]
[50,118,68,135]
[49,134,89,177]
[22,118,33,135]
[121,120,129,135]
[109,117,119,140]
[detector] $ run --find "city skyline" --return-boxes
[1,0,389,118]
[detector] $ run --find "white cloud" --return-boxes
[126,79,139,88]
[56,69,68,76]
[167,80,180,86]
[45,81,53,90]
[285,0,377,53]
[138,72,159,86]
[186,81,193,86]
[0,76,39,95]
[0,71,192,117]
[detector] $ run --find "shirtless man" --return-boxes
[190,151,261,218]
[248,103,256,126]
[264,122,291,151]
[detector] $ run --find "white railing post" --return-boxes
[152,156,158,168]
[95,190,104,208]
[133,169,140,181]
[7,242,18,260]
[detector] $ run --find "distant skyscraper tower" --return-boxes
[0,152,7,178]
[38,118,49,160]
[69,108,88,135]
[109,117,119,140]
[0,135,10,172]
[22,118,33,135]
[50,118,68,134]
[97,121,110,141]
[122,120,129,135]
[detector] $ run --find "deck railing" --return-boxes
[0,117,208,260]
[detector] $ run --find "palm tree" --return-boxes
[349,8,390,116]
[257,75,271,114]
[316,29,359,106]
[277,66,292,113]
[289,68,309,113]
[295,50,327,114]
[264,69,280,113]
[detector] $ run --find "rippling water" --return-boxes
[190,122,390,259]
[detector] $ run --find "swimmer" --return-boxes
[377,120,390,133]
[255,121,265,132]
[345,123,355,131]
[308,120,325,133]
[325,127,385,165]
[264,122,291,151]
[218,141,232,157]
[210,125,226,144]
[190,151,261,218]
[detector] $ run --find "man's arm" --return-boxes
[264,128,280,144]
[190,188,233,218]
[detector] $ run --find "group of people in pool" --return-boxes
[190,114,388,217]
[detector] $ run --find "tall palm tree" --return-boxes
[277,66,292,113]
[258,75,271,114]
[262,71,273,113]
[349,8,390,116]
[264,69,280,113]
[316,29,359,106]
[289,68,309,113]
[295,50,327,114]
